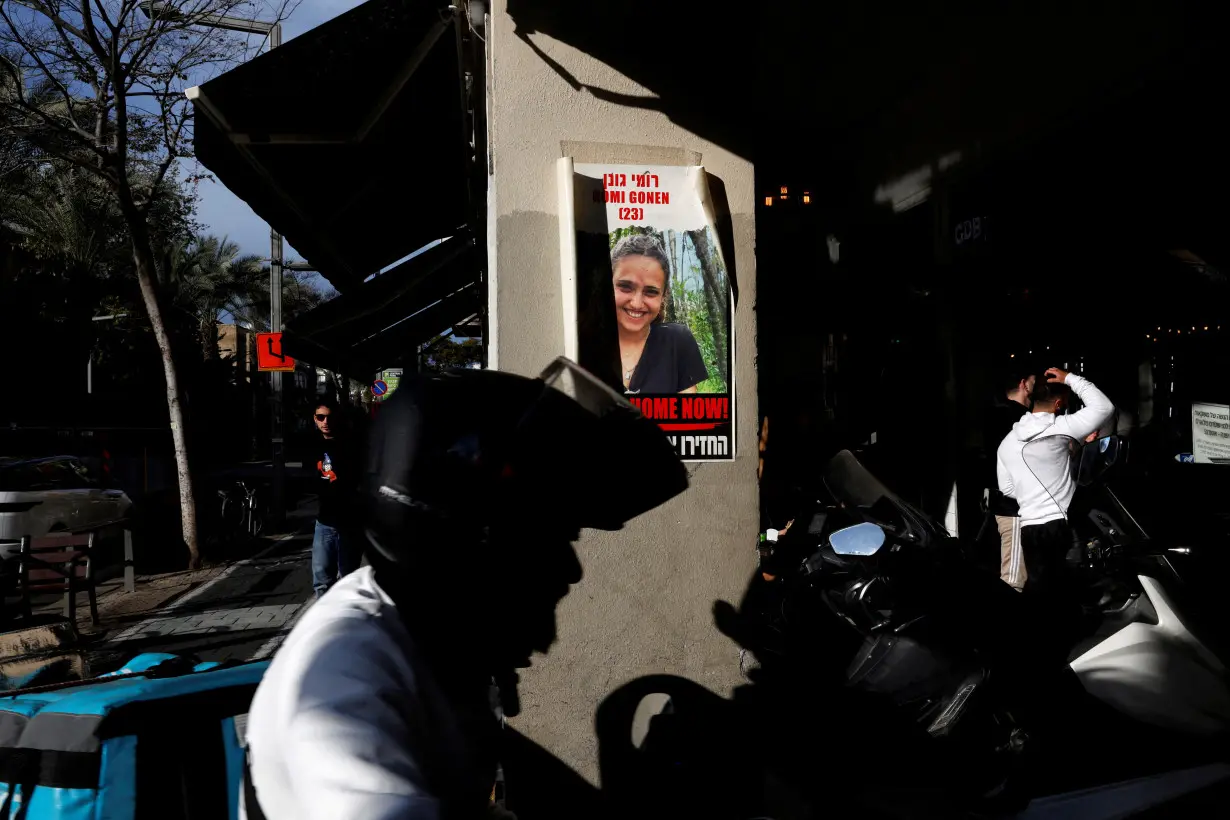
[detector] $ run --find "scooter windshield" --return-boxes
[822,450,942,547]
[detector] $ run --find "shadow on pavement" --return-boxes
[501,729,607,820]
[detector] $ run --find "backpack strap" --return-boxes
[243,750,267,820]
[0,747,100,789]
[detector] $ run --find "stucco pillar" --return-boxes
[485,3,758,783]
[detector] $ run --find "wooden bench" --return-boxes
[16,533,99,626]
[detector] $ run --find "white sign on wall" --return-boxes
[1191,402,1230,464]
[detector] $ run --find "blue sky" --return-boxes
[191,0,365,265]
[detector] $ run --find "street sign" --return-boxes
[256,332,295,372]
[1192,402,1230,464]
[382,368,403,396]
[372,379,388,397]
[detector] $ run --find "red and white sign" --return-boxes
[256,332,295,372]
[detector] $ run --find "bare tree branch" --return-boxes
[10,2,101,57]
[3,125,113,179]
[2,0,302,568]
[0,72,108,157]
[0,6,89,133]
[91,0,119,36]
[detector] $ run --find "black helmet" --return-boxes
[362,358,688,566]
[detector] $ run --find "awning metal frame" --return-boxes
[301,235,475,338]
[186,13,452,146]
[282,234,480,374]
[188,0,490,371]
[184,9,459,287]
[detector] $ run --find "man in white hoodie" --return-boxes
[996,367,1115,604]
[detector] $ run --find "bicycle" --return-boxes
[217,480,265,541]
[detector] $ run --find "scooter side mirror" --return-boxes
[829,522,887,556]
[1077,435,1126,487]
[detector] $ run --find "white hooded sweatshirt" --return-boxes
[996,374,1115,529]
[242,567,497,820]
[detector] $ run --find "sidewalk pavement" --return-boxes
[93,533,313,668]
[36,501,320,673]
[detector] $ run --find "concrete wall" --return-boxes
[486,3,758,783]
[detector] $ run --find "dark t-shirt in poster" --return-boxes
[628,322,708,394]
[315,435,357,528]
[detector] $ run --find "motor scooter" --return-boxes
[617,437,1230,818]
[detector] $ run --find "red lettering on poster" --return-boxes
[602,169,671,222]
[594,189,626,203]
[629,190,670,205]
[632,395,730,431]
[673,397,731,421]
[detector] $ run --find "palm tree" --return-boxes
[0,54,42,206]
[228,267,331,334]
[3,168,121,275]
[157,235,264,360]
[0,160,129,384]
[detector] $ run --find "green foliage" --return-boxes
[227,268,330,334]
[2,155,195,277]
[678,288,726,394]
[423,336,482,372]
[159,234,261,347]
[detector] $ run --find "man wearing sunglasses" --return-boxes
[311,399,361,598]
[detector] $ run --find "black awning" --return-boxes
[283,235,479,374]
[190,0,471,292]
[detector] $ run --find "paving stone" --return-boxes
[80,538,314,666]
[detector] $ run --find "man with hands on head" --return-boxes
[995,367,1114,642]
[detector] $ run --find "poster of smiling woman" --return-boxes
[558,160,735,462]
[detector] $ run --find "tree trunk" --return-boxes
[668,230,680,323]
[673,231,690,327]
[202,314,218,362]
[685,230,729,389]
[133,242,200,568]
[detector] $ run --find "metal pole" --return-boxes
[270,229,285,530]
[268,21,285,531]
[86,313,125,395]
[124,529,135,593]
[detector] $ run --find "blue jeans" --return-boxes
[312,521,361,599]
